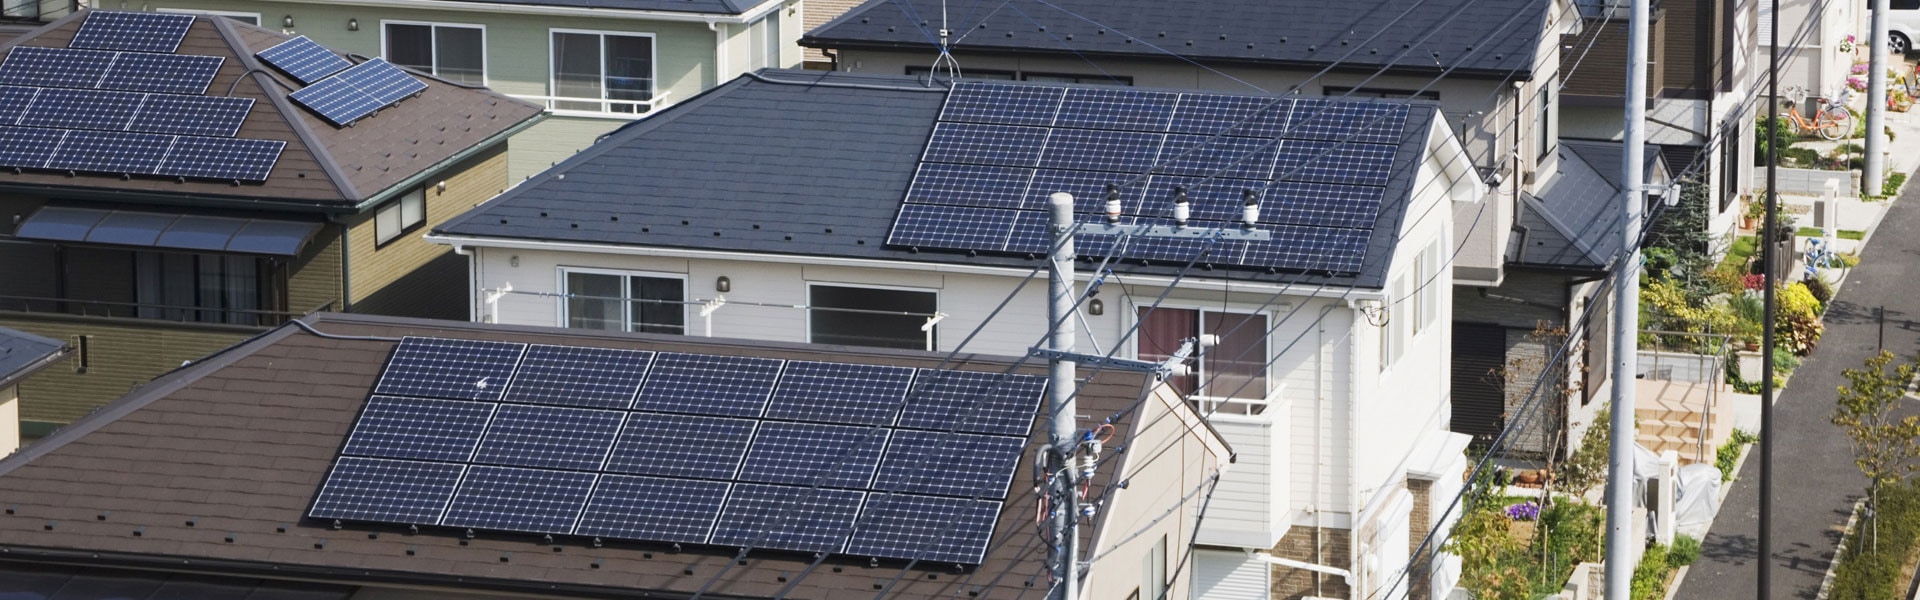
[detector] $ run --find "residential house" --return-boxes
[800,0,862,68]
[0,311,1230,600]
[1759,0,1857,97]
[427,69,1481,599]
[0,326,66,454]
[150,0,803,181]
[0,10,543,438]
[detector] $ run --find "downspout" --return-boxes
[1314,311,1328,598]
[1346,299,1365,595]
[1249,551,1355,587]
[330,216,352,313]
[453,244,477,322]
[709,20,727,85]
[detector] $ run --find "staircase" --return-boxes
[1634,378,1731,465]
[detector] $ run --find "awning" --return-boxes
[13,206,322,256]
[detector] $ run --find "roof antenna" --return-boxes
[927,0,961,82]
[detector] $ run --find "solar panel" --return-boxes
[884,204,1018,252]
[920,123,1047,168]
[632,352,782,417]
[1053,87,1178,132]
[373,337,526,402]
[898,370,1045,436]
[710,484,864,553]
[846,494,1000,564]
[127,95,252,137]
[0,86,36,124]
[1167,93,1289,138]
[738,422,888,488]
[1286,99,1411,145]
[17,88,142,131]
[44,130,171,174]
[0,47,113,89]
[309,457,463,524]
[1241,225,1370,272]
[99,53,223,95]
[1004,210,1129,258]
[575,476,729,543]
[1158,134,1280,179]
[764,361,915,426]
[256,36,353,85]
[289,59,424,126]
[503,345,653,409]
[872,431,1024,498]
[470,404,624,471]
[70,11,195,54]
[155,137,284,181]
[1024,168,1147,213]
[440,465,596,534]
[1274,140,1397,186]
[340,395,494,462]
[1139,175,1270,222]
[901,163,1033,210]
[336,58,428,105]
[0,126,63,169]
[938,82,1063,127]
[602,412,756,479]
[1037,128,1164,173]
[1262,181,1384,229]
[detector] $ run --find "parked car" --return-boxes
[1892,0,1920,54]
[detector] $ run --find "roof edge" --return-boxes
[247,0,782,21]
[796,39,1539,81]
[213,17,363,201]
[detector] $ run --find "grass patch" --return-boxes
[1718,235,1758,273]
[1714,429,1759,483]
[1796,227,1865,240]
[1883,172,1908,199]
[1829,481,1920,599]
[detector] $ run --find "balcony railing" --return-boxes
[0,294,333,328]
[510,91,673,120]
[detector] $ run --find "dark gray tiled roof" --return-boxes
[0,326,64,389]
[1512,139,1667,269]
[438,0,779,14]
[436,69,1441,289]
[804,0,1551,78]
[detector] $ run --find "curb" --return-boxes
[1816,498,1868,600]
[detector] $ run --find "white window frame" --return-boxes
[1126,299,1279,412]
[373,188,426,247]
[804,281,940,351]
[546,28,658,117]
[1381,275,1407,372]
[749,11,780,71]
[156,8,260,25]
[380,20,489,86]
[555,267,689,333]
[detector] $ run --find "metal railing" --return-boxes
[0,293,333,328]
[509,91,673,118]
[1639,329,1733,463]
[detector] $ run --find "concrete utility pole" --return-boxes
[1604,0,1648,594]
[1761,0,1783,594]
[1868,0,1891,191]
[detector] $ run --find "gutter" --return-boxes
[0,344,70,391]
[1248,551,1355,586]
[801,40,1537,81]
[247,0,782,24]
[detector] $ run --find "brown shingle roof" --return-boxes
[0,313,1155,599]
[0,11,542,211]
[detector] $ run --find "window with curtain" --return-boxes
[552,31,654,114]
[563,270,686,334]
[134,252,263,325]
[385,23,485,85]
[1136,307,1270,408]
[374,188,425,246]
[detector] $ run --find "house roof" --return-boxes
[802,0,1552,79]
[0,10,542,214]
[0,325,65,389]
[435,69,1444,289]
[1512,139,1667,269]
[429,0,782,15]
[0,312,1164,599]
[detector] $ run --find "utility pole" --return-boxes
[1761,0,1782,594]
[1604,0,1648,594]
[1868,0,1891,191]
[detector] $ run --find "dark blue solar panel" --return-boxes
[1167,93,1290,137]
[471,404,624,471]
[575,476,729,542]
[737,422,888,488]
[1054,87,1177,132]
[340,395,493,462]
[289,76,383,127]
[1241,225,1370,272]
[0,86,37,124]
[502,345,652,409]
[256,36,352,85]
[1140,175,1269,222]
[920,123,1047,167]
[155,137,285,181]
[440,466,595,534]
[710,484,864,553]
[44,130,170,174]
[1262,181,1385,228]
[338,58,428,105]
[1004,210,1129,258]
[69,11,195,53]
[847,494,1000,564]
[0,47,113,89]
[938,82,1062,127]
[886,204,1018,251]
[0,126,63,169]
[1275,140,1397,186]
[17,88,141,131]
[899,370,1045,436]
[99,53,223,95]
[1158,134,1280,179]
[632,352,782,417]
[764,361,915,426]
[603,412,755,479]
[308,457,462,524]
[902,163,1032,209]
[872,431,1024,499]
[1023,169,1148,213]
[126,95,252,137]
[1121,219,1245,264]
[1286,99,1411,145]
[372,337,525,402]
[1037,128,1163,173]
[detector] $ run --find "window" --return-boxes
[562,270,686,334]
[1137,308,1269,410]
[1720,123,1741,212]
[552,30,655,114]
[1141,534,1168,600]
[748,12,780,71]
[808,284,938,350]
[1323,85,1439,101]
[1381,276,1407,370]
[1582,294,1611,404]
[157,8,259,25]
[1414,242,1440,335]
[1535,78,1555,160]
[384,22,485,85]
[374,188,425,246]
[134,252,264,325]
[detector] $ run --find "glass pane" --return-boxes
[1135,308,1197,395]
[160,252,194,321]
[375,201,402,244]
[196,253,223,323]
[1202,311,1266,401]
[435,26,485,85]
[385,24,433,73]
[809,285,935,350]
[566,272,623,330]
[552,32,602,111]
[225,255,258,326]
[400,188,426,228]
[603,34,653,114]
[764,11,780,68]
[134,251,162,320]
[630,276,685,335]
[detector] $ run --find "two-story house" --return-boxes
[426,69,1482,599]
[0,10,542,438]
[149,0,803,181]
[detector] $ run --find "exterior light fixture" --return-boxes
[348,18,359,31]
[283,15,295,28]
[716,276,731,293]
[1088,299,1104,316]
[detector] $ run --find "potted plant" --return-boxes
[1742,198,1764,229]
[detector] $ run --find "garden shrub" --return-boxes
[1806,276,1834,304]
[1776,283,1825,355]
[1669,535,1702,568]
[1632,544,1672,600]
[1643,279,1737,336]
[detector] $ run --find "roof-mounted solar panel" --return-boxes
[69,11,196,54]
[0,126,65,169]
[156,137,285,182]
[127,95,252,137]
[44,129,171,174]
[99,53,223,95]
[16,88,143,131]
[289,59,425,126]
[0,47,114,89]
[256,35,352,85]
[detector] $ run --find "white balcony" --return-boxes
[1195,387,1290,549]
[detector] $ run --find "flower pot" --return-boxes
[1516,470,1541,485]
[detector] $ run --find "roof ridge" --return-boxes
[207,17,362,201]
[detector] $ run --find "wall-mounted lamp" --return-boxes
[1088,299,1103,316]
[348,18,359,31]
[715,276,731,293]
[508,255,519,268]
[283,15,295,28]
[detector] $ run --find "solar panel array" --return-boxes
[311,337,1049,565]
[255,36,352,85]
[887,82,1416,274]
[287,58,425,126]
[0,11,288,181]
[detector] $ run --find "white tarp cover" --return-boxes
[1674,463,1724,532]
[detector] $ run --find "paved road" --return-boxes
[1676,182,1920,599]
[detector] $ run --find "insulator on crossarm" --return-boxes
[1104,183,1123,224]
[1242,189,1260,227]
[1172,187,1190,226]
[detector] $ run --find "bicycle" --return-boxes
[1778,86,1854,141]
[1803,236,1851,283]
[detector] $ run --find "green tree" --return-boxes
[1832,351,1920,554]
